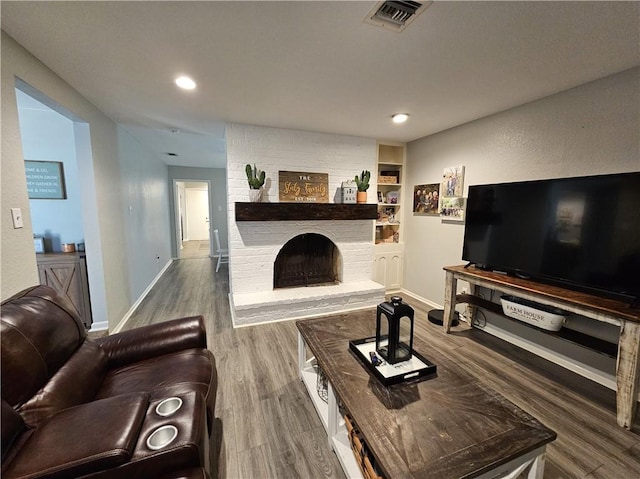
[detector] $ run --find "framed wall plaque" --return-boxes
[279,171,329,203]
[25,160,67,199]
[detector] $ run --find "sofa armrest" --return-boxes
[95,316,207,369]
[2,393,149,479]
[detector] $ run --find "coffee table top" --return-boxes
[297,310,556,479]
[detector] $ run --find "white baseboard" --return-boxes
[111,259,174,334]
[88,321,108,332]
[399,288,443,311]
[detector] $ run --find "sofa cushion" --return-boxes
[1,286,86,408]
[2,393,149,479]
[1,400,25,462]
[18,341,108,427]
[95,349,216,412]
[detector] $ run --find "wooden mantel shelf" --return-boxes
[235,202,377,221]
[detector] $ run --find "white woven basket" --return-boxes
[500,295,567,331]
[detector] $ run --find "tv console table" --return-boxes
[443,264,640,429]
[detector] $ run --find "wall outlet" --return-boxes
[11,208,24,228]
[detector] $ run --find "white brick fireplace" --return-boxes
[226,124,385,327]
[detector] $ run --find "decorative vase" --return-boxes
[249,187,263,202]
[356,191,367,204]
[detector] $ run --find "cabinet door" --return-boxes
[387,253,403,290]
[373,254,388,286]
[373,252,403,290]
[38,258,92,328]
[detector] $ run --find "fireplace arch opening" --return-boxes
[273,233,342,289]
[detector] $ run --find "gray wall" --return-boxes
[168,166,228,257]
[403,67,640,306]
[1,32,129,329]
[118,126,172,302]
[2,32,175,331]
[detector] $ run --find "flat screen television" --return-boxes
[462,172,640,304]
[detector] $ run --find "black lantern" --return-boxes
[376,296,414,364]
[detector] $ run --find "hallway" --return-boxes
[180,240,211,259]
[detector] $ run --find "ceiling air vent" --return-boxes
[364,1,431,32]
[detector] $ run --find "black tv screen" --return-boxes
[462,172,640,303]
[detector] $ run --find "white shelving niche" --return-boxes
[374,142,406,291]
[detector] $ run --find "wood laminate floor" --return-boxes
[123,258,640,479]
[180,240,211,259]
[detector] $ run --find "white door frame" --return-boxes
[172,179,214,258]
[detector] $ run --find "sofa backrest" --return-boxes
[1,285,87,410]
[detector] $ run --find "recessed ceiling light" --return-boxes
[392,113,409,124]
[175,76,196,90]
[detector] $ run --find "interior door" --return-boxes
[185,189,210,241]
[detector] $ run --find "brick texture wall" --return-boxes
[226,124,377,296]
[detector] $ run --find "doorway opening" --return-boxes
[14,80,105,330]
[174,180,213,259]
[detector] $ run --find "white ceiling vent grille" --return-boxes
[364,1,431,32]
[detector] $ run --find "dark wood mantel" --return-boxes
[235,202,377,221]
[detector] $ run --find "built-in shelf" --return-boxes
[456,293,618,357]
[375,142,406,291]
[235,202,377,221]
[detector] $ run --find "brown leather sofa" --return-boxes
[1,285,217,479]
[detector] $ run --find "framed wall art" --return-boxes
[440,197,466,222]
[279,170,329,203]
[441,165,465,198]
[25,160,67,199]
[413,184,440,215]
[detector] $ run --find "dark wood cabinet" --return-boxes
[36,252,92,328]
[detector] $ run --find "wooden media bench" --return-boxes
[443,264,640,429]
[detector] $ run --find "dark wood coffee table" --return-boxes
[297,310,556,479]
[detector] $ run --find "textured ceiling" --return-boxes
[3,1,638,167]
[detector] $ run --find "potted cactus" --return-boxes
[245,164,266,202]
[354,170,371,204]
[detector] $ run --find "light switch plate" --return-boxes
[11,208,24,229]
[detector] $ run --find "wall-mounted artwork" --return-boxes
[441,165,465,198]
[279,170,329,203]
[440,197,466,222]
[25,160,67,199]
[413,184,440,215]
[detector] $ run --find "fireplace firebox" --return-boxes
[274,234,341,289]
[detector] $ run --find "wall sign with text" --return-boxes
[279,171,329,203]
[25,160,67,199]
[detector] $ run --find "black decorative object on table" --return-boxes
[348,337,437,387]
[376,296,414,364]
